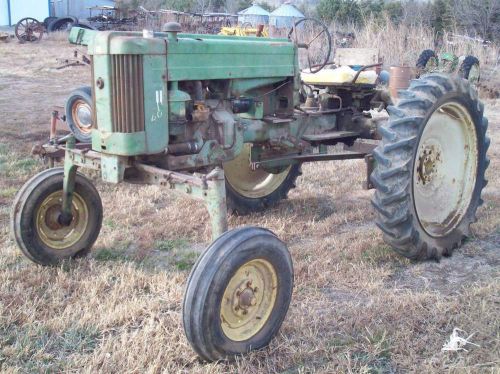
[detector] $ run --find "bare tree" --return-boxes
[453,0,500,40]
[400,0,433,26]
[195,0,212,13]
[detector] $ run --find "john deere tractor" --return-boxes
[12,20,489,361]
[416,49,481,84]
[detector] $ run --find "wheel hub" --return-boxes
[36,191,89,250]
[416,143,442,186]
[236,283,257,312]
[220,259,277,341]
[73,99,93,133]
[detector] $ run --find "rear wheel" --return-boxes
[11,168,102,266]
[48,17,77,32]
[224,144,301,215]
[183,227,293,361]
[459,56,480,84]
[416,49,438,76]
[371,74,489,260]
[66,86,93,143]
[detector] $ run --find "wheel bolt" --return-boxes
[242,310,248,315]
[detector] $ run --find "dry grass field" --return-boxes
[0,34,499,373]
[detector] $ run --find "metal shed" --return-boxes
[50,0,115,20]
[0,0,50,26]
[237,3,269,26]
[269,2,304,29]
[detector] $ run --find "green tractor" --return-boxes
[416,49,481,84]
[13,20,489,361]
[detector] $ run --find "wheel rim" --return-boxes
[426,57,438,71]
[224,144,291,199]
[220,259,278,342]
[413,102,478,237]
[35,191,89,250]
[72,99,92,134]
[468,64,480,84]
[15,18,42,42]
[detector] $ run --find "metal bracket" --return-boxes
[363,154,375,190]
[61,136,78,224]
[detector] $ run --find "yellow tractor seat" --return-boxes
[301,65,378,86]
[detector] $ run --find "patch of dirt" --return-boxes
[386,235,500,295]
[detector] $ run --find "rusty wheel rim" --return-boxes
[220,259,278,342]
[72,99,93,134]
[15,18,43,43]
[35,191,89,250]
[413,102,478,237]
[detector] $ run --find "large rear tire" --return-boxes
[371,74,489,260]
[459,55,480,84]
[224,144,301,215]
[416,49,438,77]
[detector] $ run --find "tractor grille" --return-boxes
[110,54,145,133]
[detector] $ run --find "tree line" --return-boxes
[316,0,499,41]
[119,0,499,41]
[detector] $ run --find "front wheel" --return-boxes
[11,168,103,266]
[183,227,293,361]
[371,74,489,260]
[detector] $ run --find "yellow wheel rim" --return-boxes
[35,191,89,250]
[413,102,478,237]
[220,259,278,341]
[224,144,291,199]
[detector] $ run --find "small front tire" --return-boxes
[183,227,293,361]
[11,168,103,266]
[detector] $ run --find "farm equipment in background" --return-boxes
[219,23,268,37]
[14,17,45,43]
[14,16,80,43]
[84,6,140,31]
[416,49,481,84]
[14,19,489,361]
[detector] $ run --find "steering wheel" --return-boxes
[288,18,332,74]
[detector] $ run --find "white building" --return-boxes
[0,0,116,26]
[1,0,50,26]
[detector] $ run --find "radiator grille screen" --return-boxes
[110,54,145,133]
